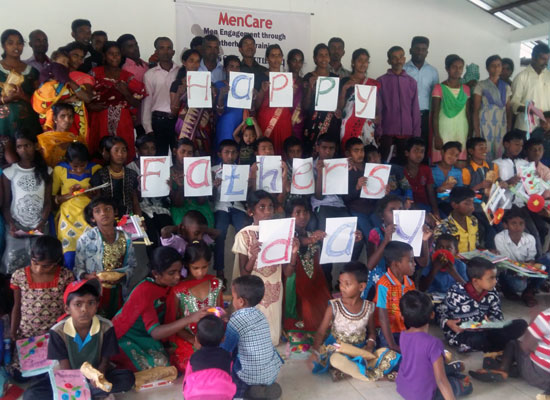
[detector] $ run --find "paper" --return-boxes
[319,217,357,264]
[184,156,212,197]
[322,158,348,195]
[227,71,254,109]
[269,72,293,108]
[314,76,339,111]
[140,156,170,197]
[186,71,212,108]
[392,210,425,256]
[354,85,377,119]
[291,158,314,195]
[52,370,92,400]
[360,163,390,199]
[16,334,53,376]
[258,218,296,268]
[220,164,249,202]
[256,155,282,193]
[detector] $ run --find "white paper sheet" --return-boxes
[322,158,348,195]
[269,72,293,107]
[220,164,249,202]
[258,218,296,268]
[140,156,170,197]
[319,217,358,264]
[360,163,391,199]
[291,157,314,195]
[256,155,283,193]
[354,84,377,119]
[392,210,425,256]
[314,76,339,111]
[227,71,254,109]
[186,71,212,108]
[183,156,212,196]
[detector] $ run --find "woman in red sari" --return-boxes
[89,42,145,163]
[254,44,292,155]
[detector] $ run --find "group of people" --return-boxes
[0,16,550,400]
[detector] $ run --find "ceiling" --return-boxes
[468,0,550,29]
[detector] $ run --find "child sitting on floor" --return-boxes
[438,257,528,353]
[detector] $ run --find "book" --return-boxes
[459,249,508,264]
[16,334,53,377]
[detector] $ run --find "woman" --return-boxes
[0,29,41,165]
[254,44,292,155]
[303,44,342,156]
[338,48,380,149]
[473,55,512,160]
[431,54,470,163]
[89,42,145,163]
[288,49,305,140]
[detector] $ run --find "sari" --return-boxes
[175,91,213,156]
[291,78,305,139]
[214,81,244,154]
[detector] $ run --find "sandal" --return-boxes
[469,368,508,382]
[521,290,538,307]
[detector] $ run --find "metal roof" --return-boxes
[469,0,550,29]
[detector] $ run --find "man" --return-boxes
[25,30,50,72]
[91,30,108,54]
[141,37,179,156]
[199,34,224,83]
[404,36,439,159]
[71,19,102,73]
[238,34,267,89]
[328,37,350,78]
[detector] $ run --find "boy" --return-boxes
[439,257,527,353]
[161,210,218,257]
[493,130,525,191]
[403,138,439,217]
[375,241,416,353]
[222,275,282,400]
[525,137,550,195]
[432,141,464,216]
[212,139,249,286]
[434,187,479,254]
[23,279,134,399]
[283,136,307,208]
[397,290,472,400]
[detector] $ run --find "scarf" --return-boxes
[481,79,507,108]
[440,84,468,119]
[464,282,488,303]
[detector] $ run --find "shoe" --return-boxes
[469,368,508,382]
[245,383,282,399]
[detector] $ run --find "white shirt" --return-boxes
[141,63,180,133]
[493,158,529,208]
[510,65,550,131]
[404,60,440,111]
[495,230,537,262]
[212,163,246,213]
[199,59,225,84]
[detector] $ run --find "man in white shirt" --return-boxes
[199,34,224,84]
[142,37,179,156]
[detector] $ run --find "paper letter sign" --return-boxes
[354,85,377,119]
[258,218,295,268]
[392,210,425,256]
[322,158,348,195]
[184,156,212,196]
[256,155,282,193]
[220,164,249,202]
[320,217,357,264]
[291,158,314,195]
[16,334,53,377]
[227,71,254,109]
[314,76,339,111]
[360,163,390,199]
[140,156,170,197]
[269,72,293,108]
[53,370,92,400]
[187,71,212,108]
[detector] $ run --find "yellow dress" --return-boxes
[52,161,101,269]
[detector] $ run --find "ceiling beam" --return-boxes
[508,21,550,42]
[489,0,540,14]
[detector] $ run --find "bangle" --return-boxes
[367,338,376,344]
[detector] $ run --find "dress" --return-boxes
[214,81,244,153]
[232,225,283,345]
[90,166,139,217]
[169,166,214,227]
[52,162,101,269]
[175,92,213,156]
[291,78,305,139]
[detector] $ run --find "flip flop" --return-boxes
[469,369,508,382]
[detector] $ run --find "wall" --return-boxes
[0,0,520,79]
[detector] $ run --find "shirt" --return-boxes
[189,346,232,374]
[404,164,434,206]
[376,69,421,137]
[374,269,415,333]
[510,65,550,131]
[528,307,550,373]
[431,165,464,192]
[404,60,440,111]
[141,63,180,133]
[421,259,468,294]
[25,54,50,73]
[240,59,268,90]
[212,163,246,213]
[434,214,479,253]
[199,59,225,84]
[122,58,149,83]
[495,230,537,262]
[328,63,351,78]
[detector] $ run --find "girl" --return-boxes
[52,142,100,269]
[432,141,464,216]
[232,190,298,345]
[2,130,52,274]
[74,197,136,319]
[112,246,209,372]
[165,241,223,372]
[287,49,305,140]
[90,136,141,218]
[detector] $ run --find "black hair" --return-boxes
[283,136,303,154]
[181,48,201,63]
[467,256,495,280]
[101,41,119,58]
[364,144,380,157]
[253,136,273,152]
[532,43,550,61]
[14,130,50,185]
[328,37,345,47]
[502,129,525,144]
[502,206,525,225]
[313,43,329,59]
[411,36,429,48]
[485,54,502,70]
[175,137,195,150]
[375,194,403,217]
[105,136,127,154]
[345,137,364,152]
[232,275,265,307]
[153,36,172,50]
[340,261,369,283]
[203,34,219,44]
[442,141,462,153]
[351,48,370,73]
[285,196,311,217]
[66,282,100,306]
[183,209,208,226]
[387,46,404,60]
[449,186,475,205]
[196,315,225,347]
[445,54,464,70]
[384,241,413,265]
[238,34,255,48]
[1,29,24,59]
[315,134,338,146]
[28,30,45,42]
[287,48,304,66]
[84,197,117,226]
[52,103,75,118]
[405,137,426,152]
[466,137,486,151]
[190,36,203,49]
[183,240,212,267]
[65,141,90,163]
[223,55,240,69]
[71,19,91,34]
[501,57,514,72]
[61,41,87,55]
[135,133,156,150]
[149,246,183,274]
[99,136,112,153]
[525,137,544,151]
[435,233,458,249]
[265,44,282,59]
[219,139,239,152]
[116,34,136,48]
[246,190,274,212]
[31,235,63,263]
[400,290,433,329]
[91,30,107,40]
[51,49,69,62]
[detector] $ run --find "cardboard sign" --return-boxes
[291,158,314,195]
[322,158,348,195]
[184,156,212,196]
[314,76,339,111]
[256,155,283,193]
[16,334,53,377]
[227,71,254,109]
[186,71,212,108]
[354,85,377,119]
[392,210,425,256]
[360,163,390,199]
[269,72,293,108]
[140,156,170,197]
[52,370,92,400]
[258,218,296,268]
[319,217,357,264]
[220,164,249,202]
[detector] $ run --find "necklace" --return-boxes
[109,167,124,179]
[394,213,423,244]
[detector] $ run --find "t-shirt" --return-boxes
[528,307,550,373]
[396,331,445,400]
[404,164,434,206]
[189,346,232,374]
[421,259,468,294]
[374,270,415,333]
[494,230,537,262]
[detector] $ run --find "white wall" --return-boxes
[0,0,520,79]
